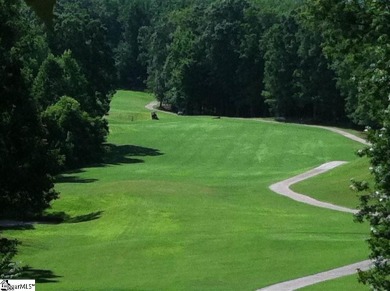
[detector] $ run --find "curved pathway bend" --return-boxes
[269,161,357,214]
[259,124,370,290]
[145,101,176,115]
[312,125,369,146]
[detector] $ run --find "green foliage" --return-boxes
[304,0,390,127]
[0,0,58,218]
[33,51,89,111]
[114,0,150,89]
[141,0,272,116]
[262,11,342,122]
[24,0,55,25]
[42,96,108,168]
[354,119,390,289]
[50,0,116,116]
[0,238,20,279]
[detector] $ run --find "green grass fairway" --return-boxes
[3,90,369,290]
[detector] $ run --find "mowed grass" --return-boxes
[4,90,369,290]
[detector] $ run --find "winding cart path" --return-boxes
[257,124,370,290]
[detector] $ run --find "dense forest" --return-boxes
[1,0,390,288]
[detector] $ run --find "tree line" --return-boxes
[1,0,390,287]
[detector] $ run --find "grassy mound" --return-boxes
[3,90,369,290]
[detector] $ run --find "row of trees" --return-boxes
[127,0,343,122]
[30,0,340,122]
[126,0,387,127]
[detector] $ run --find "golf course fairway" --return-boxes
[3,90,369,290]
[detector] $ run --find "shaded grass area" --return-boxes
[291,158,373,209]
[3,90,370,290]
[21,267,62,283]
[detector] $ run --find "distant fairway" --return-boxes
[4,90,369,290]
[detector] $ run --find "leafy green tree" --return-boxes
[33,51,90,111]
[42,97,108,168]
[33,52,108,168]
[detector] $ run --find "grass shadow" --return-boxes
[21,266,61,283]
[55,175,98,184]
[66,211,103,223]
[55,144,163,183]
[0,211,104,228]
[38,211,104,224]
[0,223,35,230]
[55,168,94,184]
[101,144,163,166]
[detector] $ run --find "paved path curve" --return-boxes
[145,101,177,115]
[269,161,357,214]
[258,125,370,290]
[145,100,159,111]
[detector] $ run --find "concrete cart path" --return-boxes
[269,161,357,214]
[257,260,371,291]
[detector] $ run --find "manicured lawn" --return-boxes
[4,90,369,290]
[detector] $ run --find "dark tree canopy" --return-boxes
[0,0,58,218]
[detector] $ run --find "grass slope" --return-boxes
[4,90,369,290]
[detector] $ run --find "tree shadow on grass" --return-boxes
[55,144,163,184]
[101,144,163,166]
[55,175,98,184]
[55,168,94,184]
[66,211,103,223]
[0,211,104,228]
[39,211,104,224]
[0,223,35,230]
[21,266,61,283]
